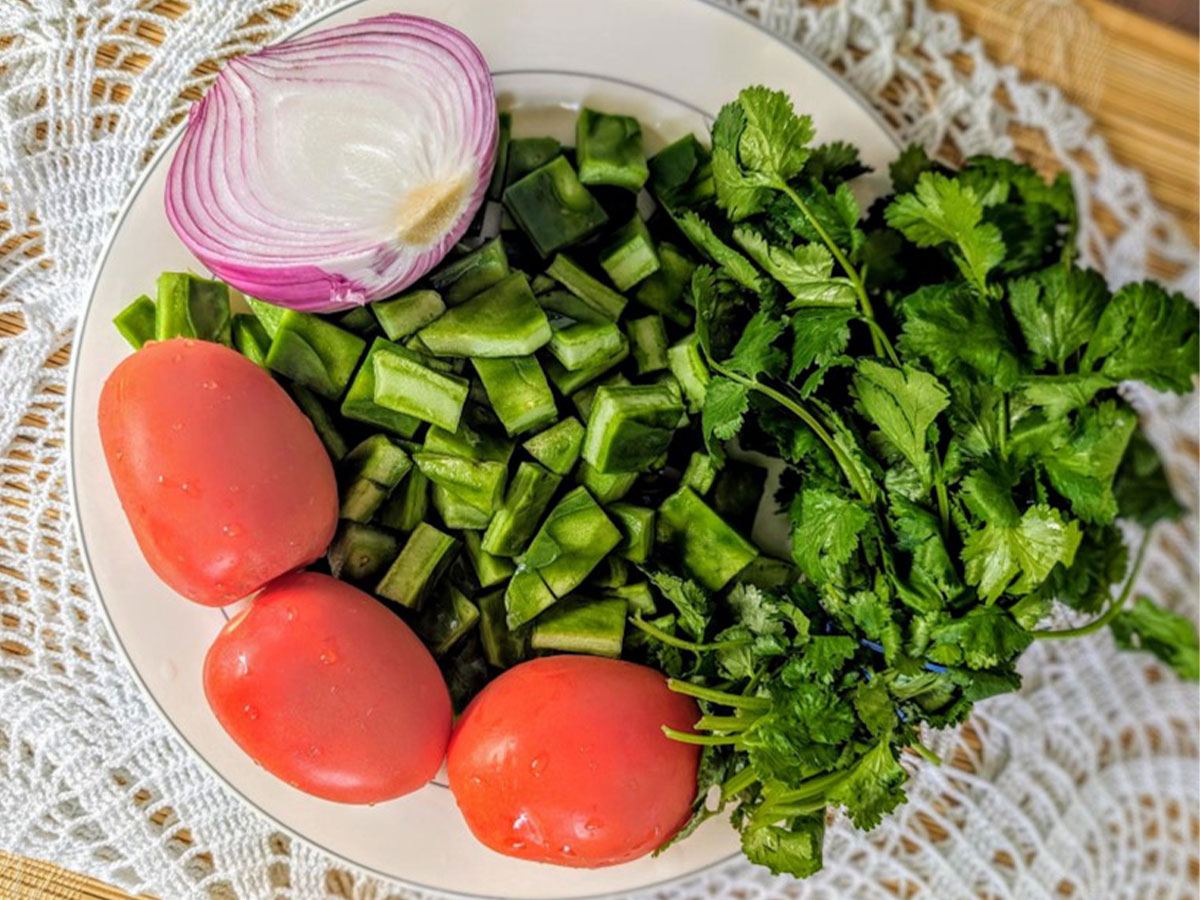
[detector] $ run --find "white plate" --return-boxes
[69,1,898,896]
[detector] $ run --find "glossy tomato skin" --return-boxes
[204,572,452,803]
[99,338,337,605]
[447,656,701,867]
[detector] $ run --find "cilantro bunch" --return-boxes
[634,86,1199,877]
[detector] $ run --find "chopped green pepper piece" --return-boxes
[337,306,379,337]
[372,344,469,432]
[522,417,585,476]
[608,503,655,563]
[246,297,286,337]
[531,596,628,657]
[328,522,398,583]
[604,581,656,615]
[478,588,528,668]
[545,254,627,321]
[503,156,609,257]
[535,289,611,325]
[377,465,428,530]
[647,133,714,208]
[415,584,480,656]
[472,356,558,435]
[339,479,390,524]
[463,531,516,588]
[633,242,696,326]
[599,216,660,290]
[667,333,710,413]
[340,338,423,438]
[155,272,232,344]
[430,238,510,305]
[291,385,348,461]
[517,486,622,600]
[232,314,271,367]
[481,461,562,557]
[547,321,624,371]
[589,555,628,588]
[505,137,562,186]
[530,273,556,294]
[432,483,494,529]
[572,373,631,421]
[505,569,559,630]
[575,108,648,190]
[414,453,507,520]
[712,459,767,533]
[487,111,512,200]
[376,522,459,609]
[682,451,719,495]
[343,434,412,486]
[418,272,551,358]
[583,381,684,473]
[626,314,670,374]
[265,309,366,400]
[578,459,638,504]
[657,486,758,590]
[114,295,156,349]
[373,289,445,340]
[545,333,629,395]
[441,633,491,713]
[424,420,513,464]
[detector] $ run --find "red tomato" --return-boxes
[204,572,452,803]
[99,338,337,605]
[447,656,701,867]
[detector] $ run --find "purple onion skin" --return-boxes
[165,14,498,313]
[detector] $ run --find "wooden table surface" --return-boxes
[1,1,1196,899]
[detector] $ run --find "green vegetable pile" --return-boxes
[114,86,1198,880]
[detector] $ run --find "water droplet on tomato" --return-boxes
[529,754,548,776]
[584,818,603,834]
[156,474,166,485]
[222,523,241,538]
[243,704,258,720]
[559,844,574,856]
[319,647,338,665]
[285,606,296,622]
[201,380,218,390]
[170,421,183,432]
[469,776,482,787]
[172,354,183,363]
[180,482,190,492]
[236,652,250,677]
[307,745,321,758]
[228,484,240,493]
[506,839,526,851]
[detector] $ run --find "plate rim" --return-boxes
[65,1,901,896]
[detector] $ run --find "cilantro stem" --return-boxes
[931,450,950,535]
[628,615,752,652]
[720,766,760,800]
[696,714,753,733]
[667,678,772,711]
[862,317,902,367]
[749,799,828,825]
[774,180,896,364]
[707,358,874,505]
[661,726,740,746]
[1033,531,1150,640]
[909,740,942,766]
[765,768,848,804]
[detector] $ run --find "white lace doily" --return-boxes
[1,1,1196,898]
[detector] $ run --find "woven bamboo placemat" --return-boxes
[1,1,1195,898]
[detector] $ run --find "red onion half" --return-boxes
[165,15,497,313]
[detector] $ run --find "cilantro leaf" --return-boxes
[789,485,873,584]
[888,144,940,194]
[926,606,1033,669]
[702,376,750,455]
[646,570,712,641]
[1017,374,1110,417]
[1033,522,1127,615]
[805,141,869,188]
[1080,281,1200,394]
[728,309,788,378]
[853,679,898,737]
[889,494,962,610]
[732,227,857,307]
[1007,265,1108,370]
[762,182,864,258]
[789,308,855,380]
[712,101,770,221]
[736,86,814,185]
[885,172,1006,294]
[848,591,902,661]
[1110,597,1199,681]
[1039,400,1138,524]
[827,737,908,830]
[852,360,949,483]
[897,283,1023,388]
[961,504,1083,602]
[741,815,825,877]
[790,635,858,685]
[675,210,768,294]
